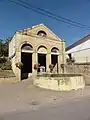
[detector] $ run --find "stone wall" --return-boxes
[65,64,90,85]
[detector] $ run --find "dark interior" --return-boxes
[51,55,58,72]
[68,53,72,59]
[38,54,46,72]
[21,52,32,80]
[51,55,58,66]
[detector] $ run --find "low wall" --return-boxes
[34,74,85,91]
[0,70,18,83]
[65,64,90,85]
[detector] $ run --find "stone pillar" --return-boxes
[58,54,60,73]
[58,53,65,73]
[46,53,51,73]
[32,52,38,73]
[15,51,21,81]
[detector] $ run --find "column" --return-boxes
[32,51,38,73]
[46,53,51,73]
[58,53,65,73]
[58,55,60,73]
[15,51,21,81]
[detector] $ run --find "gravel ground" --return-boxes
[0,78,89,115]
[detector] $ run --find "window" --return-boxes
[37,30,47,37]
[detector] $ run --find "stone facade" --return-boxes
[9,24,65,81]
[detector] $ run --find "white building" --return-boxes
[66,35,90,63]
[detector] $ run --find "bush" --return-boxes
[34,63,40,70]
[15,62,23,69]
[0,60,12,70]
[0,57,7,63]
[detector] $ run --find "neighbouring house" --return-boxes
[66,34,90,63]
[9,24,65,81]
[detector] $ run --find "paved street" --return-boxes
[1,96,90,120]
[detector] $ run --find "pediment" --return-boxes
[17,24,62,41]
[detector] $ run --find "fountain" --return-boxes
[33,64,85,91]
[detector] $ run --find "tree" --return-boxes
[0,39,3,57]
[0,37,12,70]
[2,37,12,57]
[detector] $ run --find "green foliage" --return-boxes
[0,39,3,57]
[0,37,12,70]
[0,57,7,63]
[0,60,12,70]
[0,37,12,57]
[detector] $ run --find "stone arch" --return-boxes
[51,47,59,73]
[37,45,47,72]
[37,30,47,37]
[20,42,33,80]
[37,45,47,54]
[51,47,59,54]
[21,44,33,51]
[19,41,34,51]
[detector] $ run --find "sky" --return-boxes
[0,0,90,46]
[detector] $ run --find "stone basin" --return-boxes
[34,73,85,91]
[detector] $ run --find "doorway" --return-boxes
[38,53,46,72]
[51,55,58,73]
[21,52,32,80]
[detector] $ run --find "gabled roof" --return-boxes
[16,23,44,33]
[16,23,63,41]
[66,34,90,51]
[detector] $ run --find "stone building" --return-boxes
[9,24,65,81]
[66,34,90,63]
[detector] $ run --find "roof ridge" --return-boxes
[66,34,90,51]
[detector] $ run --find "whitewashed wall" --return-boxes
[66,39,90,63]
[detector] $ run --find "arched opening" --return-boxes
[51,47,59,73]
[51,47,59,54]
[37,45,47,54]
[37,30,47,37]
[37,46,47,72]
[21,43,33,80]
[21,44,33,51]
